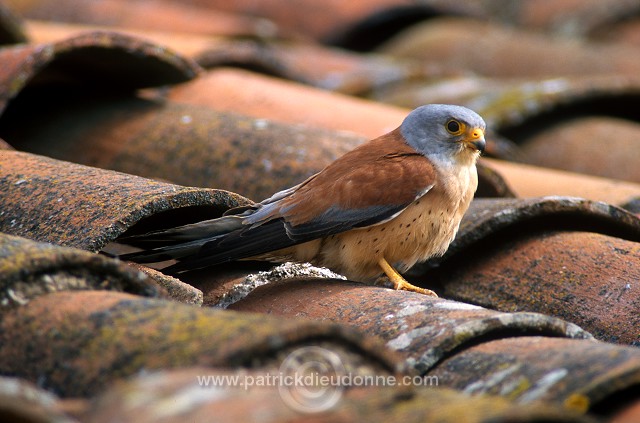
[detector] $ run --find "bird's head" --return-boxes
[400,104,486,165]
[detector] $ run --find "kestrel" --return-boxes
[121,104,486,296]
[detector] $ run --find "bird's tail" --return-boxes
[118,215,244,264]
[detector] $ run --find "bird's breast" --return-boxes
[380,187,463,268]
[287,162,478,281]
[344,162,476,269]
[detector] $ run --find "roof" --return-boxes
[0,1,639,422]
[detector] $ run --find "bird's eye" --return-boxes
[446,119,464,135]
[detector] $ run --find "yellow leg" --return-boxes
[378,258,437,297]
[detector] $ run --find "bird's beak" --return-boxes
[464,127,486,153]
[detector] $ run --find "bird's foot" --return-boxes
[377,258,438,297]
[393,278,438,297]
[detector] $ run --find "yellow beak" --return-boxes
[465,128,486,153]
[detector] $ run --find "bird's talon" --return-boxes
[393,279,438,297]
[378,257,437,297]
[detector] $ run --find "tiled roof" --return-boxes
[0,1,639,422]
[0,2,24,44]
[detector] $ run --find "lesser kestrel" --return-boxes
[122,104,486,295]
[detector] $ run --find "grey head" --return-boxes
[400,104,486,162]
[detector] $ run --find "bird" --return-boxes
[120,104,486,296]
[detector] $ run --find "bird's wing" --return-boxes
[123,130,438,272]
[260,130,438,239]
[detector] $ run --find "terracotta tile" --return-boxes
[0,2,26,44]
[338,386,596,423]
[172,0,483,46]
[25,21,438,94]
[432,230,640,345]
[223,278,640,415]
[25,19,227,58]
[592,17,640,47]
[0,39,508,201]
[483,159,640,209]
[166,69,640,190]
[378,17,640,78]
[459,75,640,183]
[127,262,203,306]
[518,117,640,183]
[6,0,282,39]
[623,199,640,217]
[0,233,164,309]
[374,61,640,207]
[181,262,324,308]
[0,290,398,397]
[367,72,640,175]
[469,75,640,133]
[229,278,591,374]
[418,197,640,345]
[25,20,440,95]
[0,0,637,420]
[476,162,516,198]
[0,138,12,150]
[0,150,249,251]
[86,367,593,423]
[166,68,509,168]
[369,74,505,114]
[26,21,423,93]
[438,197,640,261]
[164,69,512,197]
[427,336,640,417]
[1,86,510,203]
[0,31,199,112]
[0,95,364,200]
[57,399,89,422]
[167,67,408,138]
[25,20,444,95]
[193,39,457,95]
[611,400,640,423]
[0,39,373,201]
[0,376,76,423]
[517,0,640,37]
[373,68,640,175]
